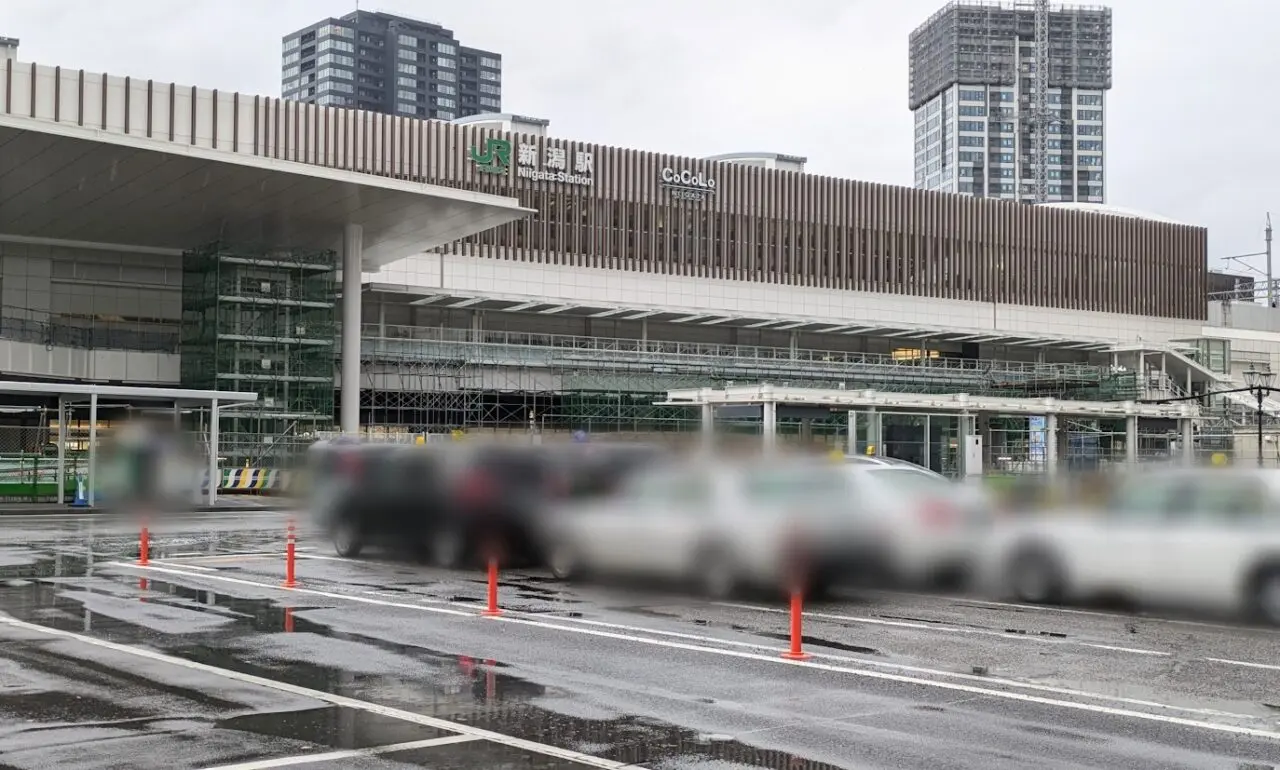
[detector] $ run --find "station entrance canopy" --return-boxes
[0,380,257,507]
[660,384,1201,474]
[0,115,531,269]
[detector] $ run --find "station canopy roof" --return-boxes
[0,114,531,269]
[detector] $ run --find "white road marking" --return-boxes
[102,561,1280,738]
[0,615,640,769]
[148,559,216,572]
[294,553,355,563]
[198,735,481,770]
[1204,657,1280,672]
[877,591,1272,634]
[104,562,474,619]
[714,601,1171,657]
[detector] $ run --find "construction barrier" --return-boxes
[201,468,296,495]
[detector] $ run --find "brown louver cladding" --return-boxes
[1,59,1208,320]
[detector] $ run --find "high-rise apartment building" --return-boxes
[281,10,501,121]
[908,2,1112,203]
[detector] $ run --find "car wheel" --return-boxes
[1247,567,1280,626]
[431,524,468,570]
[332,517,363,558]
[547,540,584,581]
[697,548,740,600]
[1007,547,1065,605]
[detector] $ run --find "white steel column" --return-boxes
[846,410,857,455]
[341,224,364,435]
[1126,413,1139,466]
[1045,413,1058,478]
[762,401,778,455]
[1180,415,1195,467]
[207,399,219,506]
[55,397,66,505]
[700,402,714,453]
[87,393,98,506]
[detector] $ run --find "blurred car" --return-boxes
[984,467,1280,625]
[838,462,993,589]
[312,440,660,568]
[536,457,875,598]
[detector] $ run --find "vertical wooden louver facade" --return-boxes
[3,60,1208,321]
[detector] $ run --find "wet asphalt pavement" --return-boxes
[0,511,1278,769]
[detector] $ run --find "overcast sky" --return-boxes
[5,0,1277,270]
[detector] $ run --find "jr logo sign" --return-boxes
[469,138,511,175]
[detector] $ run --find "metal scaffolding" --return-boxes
[180,242,338,466]
[355,326,1142,439]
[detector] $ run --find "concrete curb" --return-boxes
[0,502,299,516]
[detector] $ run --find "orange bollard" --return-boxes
[138,526,150,566]
[281,519,299,589]
[781,589,810,661]
[283,606,295,633]
[481,556,501,617]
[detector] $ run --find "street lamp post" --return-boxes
[1243,369,1276,468]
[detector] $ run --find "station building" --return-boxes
[0,57,1273,477]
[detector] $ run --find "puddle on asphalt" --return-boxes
[0,569,846,770]
[215,705,449,748]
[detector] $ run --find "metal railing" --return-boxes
[0,313,179,353]
[362,324,1108,383]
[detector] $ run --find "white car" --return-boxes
[986,468,1280,625]
[837,461,993,588]
[537,457,873,598]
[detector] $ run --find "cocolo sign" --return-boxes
[660,167,717,201]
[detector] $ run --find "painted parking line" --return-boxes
[199,735,481,770]
[0,615,641,769]
[713,601,1173,657]
[1204,657,1280,673]
[100,561,1280,738]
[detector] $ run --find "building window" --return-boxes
[318,67,354,80]
[479,97,500,108]
[397,89,419,101]
[435,96,456,108]
[1077,109,1103,121]
[958,151,983,162]
[990,90,1014,102]
[479,56,500,69]
[997,136,1014,148]
[398,48,417,60]
[283,51,301,65]
[397,101,418,114]
[317,94,350,106]
[397,76,416,87]
[957,120,985,132]
[283,79,299,92]
[397,62,417,75]
[1078,155,1102,166]
[397,34,419,47]
[283,37,300,52]
[318,39,354,53]
[989,152,1014,163]
[436,56,456,68]
[1077,124,1102,136]
[435,83,456,95]
[480,70,499,82]
[958,89,985,101]
[479,83,500,95]
[317,53,354,67]
[1077,140,1102,151]
[1077,93,1102,105]
[435,109,456,120]
[283,65,300,78]
[437,43,458,55]
[318,24,353,38]
[991,122,1015,132]
[436,70,456,82]
[957,135,983,147]
[319,81,354,94]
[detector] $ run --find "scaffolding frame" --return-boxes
[181,242,338,466]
